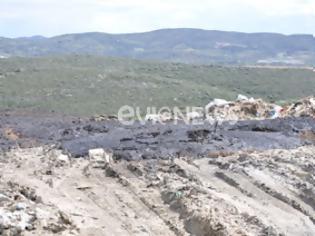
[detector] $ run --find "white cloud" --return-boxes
[0,0,314,37]
[238,0,315,16]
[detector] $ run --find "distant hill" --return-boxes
[0,29,315,65]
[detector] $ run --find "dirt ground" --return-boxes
[0,146,314,236]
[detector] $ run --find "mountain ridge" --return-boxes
[1,28,315,65]
[4,28,315,39]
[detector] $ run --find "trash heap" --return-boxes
[282,97,315,118]
[0,181,75,235]
[205,95,283,121]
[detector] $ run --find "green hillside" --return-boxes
[0,55,314,116]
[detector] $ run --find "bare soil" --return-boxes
[0,146,314,235]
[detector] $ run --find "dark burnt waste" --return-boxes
[0,111,315,159]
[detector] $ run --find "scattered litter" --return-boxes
[282,96,315,118]
[204,96,315,121]
[145,114,172,123]
[145,114,162,123]
[205,98,230,111]
[205,96,276,120]
[236,94,249,101]
[0,181,75,235]
[269,105,283,119]
[186,111,203,121]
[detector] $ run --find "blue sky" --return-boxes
[1,0,314,37]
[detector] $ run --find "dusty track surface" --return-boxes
[1,146,315,235]
[1,112,315,235]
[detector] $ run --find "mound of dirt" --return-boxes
[1,146,315,235]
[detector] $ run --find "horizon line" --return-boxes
[2,28,315,39]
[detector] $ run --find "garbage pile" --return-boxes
[0,182,37,235]
[205,95,283,121]
[205,95,315,121]
[0,181,75,235]
[282,96,315,118]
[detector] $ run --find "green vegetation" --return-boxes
[0,55,314,116]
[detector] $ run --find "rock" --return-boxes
[45,223,66,234]
[187,129,210,142]
[83,124,109,133]
[113,151,141,161]
[58,211,72,225]
[88,148,113,168]
[88,148,104,160]
[57,154,69,162]
[105,166,119,178]
[127,164,143,176]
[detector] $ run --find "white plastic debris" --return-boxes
[248,97,256,103]
[270,105,283,119]
[205,99,230,111]
[309,97,315,107]
[16,202,27,211]
[186,111,202,120]
[236,94,249,101]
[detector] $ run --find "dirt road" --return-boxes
[1,146,314,235]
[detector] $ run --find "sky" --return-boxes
[0,0,315,38]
